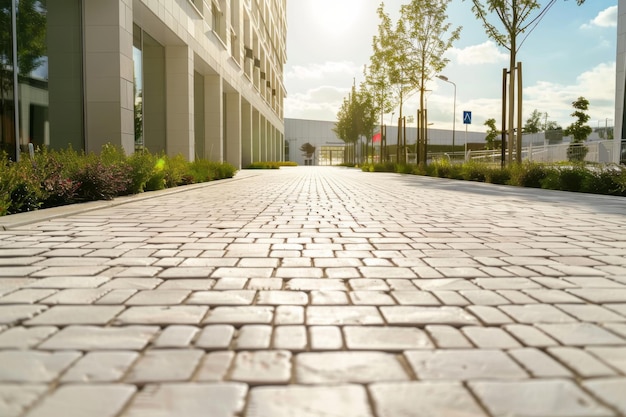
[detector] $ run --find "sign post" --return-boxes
[463,111,471,161]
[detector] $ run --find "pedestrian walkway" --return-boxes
[1,166,625,417]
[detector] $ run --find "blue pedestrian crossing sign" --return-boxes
[463,111,472,125]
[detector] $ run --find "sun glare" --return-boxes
[307,0,360,37]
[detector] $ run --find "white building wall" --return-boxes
[84,0,286,166]
[285,118,490,165]
[615,0,626,163]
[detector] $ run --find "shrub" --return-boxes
[559,165,592,192]
[430,158,461,179]
[162,154,188,187]
[395,164,412,174]
[539,169,561,191]
[246,161,280,169]
[508,162,551,188]
[217,162,237,179]
[582,166,626,196]
[411,163,428,176]
[29,147,80,208]
[461,161,487,182]
[127,150,158,194]
[567,143,589,162]
[370,162,396,172]
[484,167,511,185]
[73,160,132,201]
[188,159,216,182]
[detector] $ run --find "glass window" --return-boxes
[0,0,84,160]
[1,0,18,158]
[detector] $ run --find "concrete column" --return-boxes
[261,117,268,161]
[615,0,626,162]
[165,45,194,160]
[241,101,252,167]
[225,91,242,168]
[266,124,272,161]
[83,0,134,154]
[47,0,82,151]
[205,75,223,161]
[252,109,260,163]
[194,72,205,159]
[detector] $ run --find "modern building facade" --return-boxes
[616,0,626,163]
[0,0,286,168]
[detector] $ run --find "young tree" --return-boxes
[564,96,592,162]
[397,0,461,164]
[468,0,585,163]
[524,109,544,134]
[299,142,316,161]
[334,83,377,164]
[484,118,500,150]
[366,3,396,162]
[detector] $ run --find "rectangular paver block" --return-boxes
[296,352,409,384]
[246,385,374,417]
[122,383,247,417]
[404,349,528,380]
[369,381,488,417]
[24,384,136,417]
[469,379,614,417]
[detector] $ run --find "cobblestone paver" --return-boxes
[1,166,626,416]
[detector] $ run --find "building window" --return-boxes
[132,25,166,154]
[212,1,226,42]
[0,0,84,160]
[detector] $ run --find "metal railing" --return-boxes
[428,140,624,165]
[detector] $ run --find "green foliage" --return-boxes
[558,165,592,192]
[484,118,500,150]
[127,150,160,194]
[246,161,281,169]
[484,167,511,184]
[1,145,239,216]
[188,159,218,183]
[299,143,316,159]
[32,148,81,208]
[507,162,551,188]
[216,162,237,179]
[461,161,487,182]
[564,97,592,162]
[161,154,189,188]
[73,160,132,201]
[524,109,543,134]
[3,160,41,214]
[566,143,589,162]
[590,167,626,196]
[430,158,462,179]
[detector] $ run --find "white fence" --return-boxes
[431,140,624,165]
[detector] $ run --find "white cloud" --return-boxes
[285,61,363,80]
[518,62,615,126]
[425,62,616,132]
[448,41,508,65]
[285,85,348,121]
[581,6,618,29]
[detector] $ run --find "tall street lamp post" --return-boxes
[437,75,456,158]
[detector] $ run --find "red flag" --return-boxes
[372,132,381,143]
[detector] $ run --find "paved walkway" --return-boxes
[1,166,626,417]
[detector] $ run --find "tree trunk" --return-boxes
[508,2,517,165]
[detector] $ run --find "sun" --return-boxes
[307,0,361,37]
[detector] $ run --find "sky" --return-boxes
[284,0,618,133]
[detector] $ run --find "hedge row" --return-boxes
[361,159,626,197]
[1,145,237,216]
[245,161,298,169]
